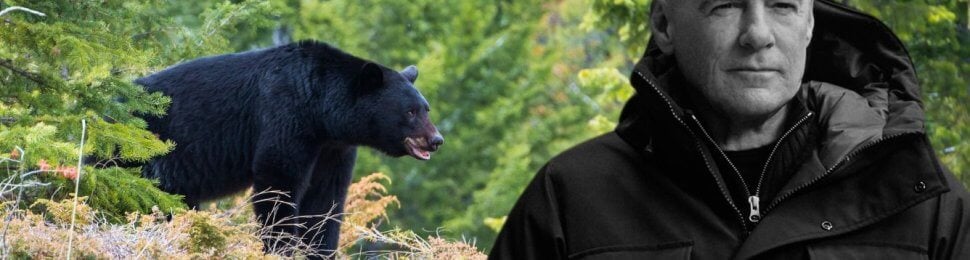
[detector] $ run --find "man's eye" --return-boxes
[771,2,799,13]
[712,2,744,15]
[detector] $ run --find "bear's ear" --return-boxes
[356,62,385,95]
[400,65,418,83]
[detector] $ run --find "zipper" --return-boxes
[690,111,814,223]
[634,70,748,231]
[750,111,814,222]
[762,132,919,214]
[690,113,754,205]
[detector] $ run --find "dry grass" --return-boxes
[0,172,486,259]
[336,173,486,259]
[1,197,269,259]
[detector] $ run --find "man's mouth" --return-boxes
[727,65,782,73]
[404,137,433,160]
[732,70,777,77]
[728,67,781,72]
[726,67,783,81]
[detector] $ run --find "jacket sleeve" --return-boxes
[489,164,568,259]
[930,172,970,260]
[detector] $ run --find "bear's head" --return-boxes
[351,63,443,160]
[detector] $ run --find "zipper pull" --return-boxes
[748,196,761,223]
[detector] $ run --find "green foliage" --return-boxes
[76,167,187,222]
[582,0,653,57]
[1,0,173,175]
[86,120,174,163]
[0,122,76,166]
[2,160,187,223]
[0,0,276,223]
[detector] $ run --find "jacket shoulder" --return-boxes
[544,132,648,181]
[549,132,639,164]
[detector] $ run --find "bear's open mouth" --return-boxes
[404,137,433,160]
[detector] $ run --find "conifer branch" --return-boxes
[0,58,48,87]
[0,6,46,17]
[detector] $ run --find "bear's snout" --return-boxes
[429,134,444,151]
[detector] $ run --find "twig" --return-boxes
[66,119,87,259]
[0,59,48,87]
[0,6,46,17]
[0,147,25,259]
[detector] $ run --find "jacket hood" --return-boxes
[617,0,925,170]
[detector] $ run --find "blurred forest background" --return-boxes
[1,0,967,255]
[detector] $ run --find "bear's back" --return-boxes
[136,41,361,100]
[136,49,269,95]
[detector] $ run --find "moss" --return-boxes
[29,196,94,228]
[185,212,228,254]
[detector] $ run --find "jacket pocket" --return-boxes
[569,241,693,260]
[807,242,928,260]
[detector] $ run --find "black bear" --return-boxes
[135,41,443,257]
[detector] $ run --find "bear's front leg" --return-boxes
[252,137,319,255]
[297,146,357,258]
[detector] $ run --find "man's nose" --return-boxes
[738,6,775,50]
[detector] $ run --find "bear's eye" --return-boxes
[407,110,416,118]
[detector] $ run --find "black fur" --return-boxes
[136,41,442,257]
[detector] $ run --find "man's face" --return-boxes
[658,0,814,118]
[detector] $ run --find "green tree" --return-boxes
[0,0,278,221]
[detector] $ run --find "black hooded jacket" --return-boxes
[490,1,970,259]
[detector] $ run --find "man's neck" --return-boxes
[695,102,790,151]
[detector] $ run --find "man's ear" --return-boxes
[805,8,815,41]
[357,62,385,95]
[650,0,675,54]
[401,65,418,83]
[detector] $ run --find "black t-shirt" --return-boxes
[724,145,774,190]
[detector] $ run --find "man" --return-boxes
[490,0,970,259]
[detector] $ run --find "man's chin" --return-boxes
[708,92,796,118]
[721,74,790,89]
[701,82,796,112]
